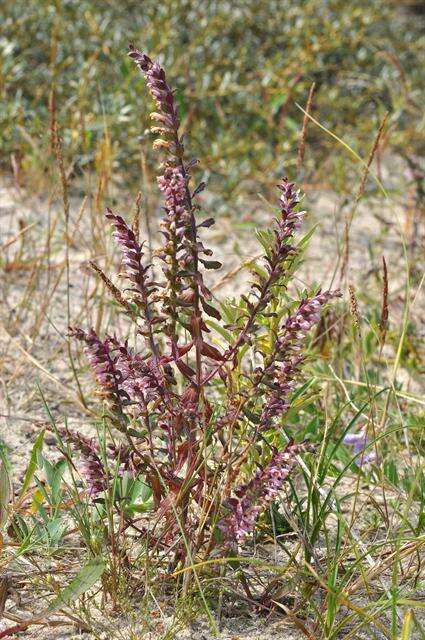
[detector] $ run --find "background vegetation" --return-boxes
[1,0,423,196]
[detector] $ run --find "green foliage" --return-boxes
[1,0,423,193]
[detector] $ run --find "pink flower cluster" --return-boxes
[58,428,106,500]
[261,290,341,427]
[110,337,164,409]
[277,179,304,236]
[220,440,312,546]
[69,327,126,411]
[157,166,186,209]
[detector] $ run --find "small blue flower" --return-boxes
[343,429,376,464]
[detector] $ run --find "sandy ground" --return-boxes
[0,170,424,639]
[10,616,307,640]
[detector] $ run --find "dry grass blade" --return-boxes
[0,223,36,251]
[355,112,389,205]
[297,81,316,174]
[346,538,425,596]
[337,113,389,282]
[89,260,136,318]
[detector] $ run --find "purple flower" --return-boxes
[59,427,136,500]
[129,45,221,339]
[219,440,313,547]
[260,290,341,427]
[263,178,304,287]
[109,336,164,410]
[58,428,106,501]
[343,428,376,464]
[69,327,128,412]
[156,166,199,333]
[221,178,307,363]
[157,166,187,208]
[105,209,153,300]
[275,179,304,244]
[106,209,163,354]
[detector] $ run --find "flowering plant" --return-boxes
[67,47,339,577]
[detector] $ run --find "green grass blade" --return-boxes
[18,428,45,498]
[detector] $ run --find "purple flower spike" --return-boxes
[260,289,341,427]
[69,327,127,412]
[58,428,105,501]
[106,209,152,298]
[109,336,164,411]
[264,178,304,285]
[219,440,313,547]
[106,209,162,347]
[156,166,200,332]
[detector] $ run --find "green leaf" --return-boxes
[127,427,146,438]
[48,557,106,611]
[51,459,67,493]
[130,479,152,503]
[270,92,288,114]
[0,460,11,530]
[175,91,187,120]
[19,429,45,498]
[206,319,233,344]
[255,228,274,252]
[297,223,318,250]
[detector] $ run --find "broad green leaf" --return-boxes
[48,557,106,611]
[206,319,233,344]
[130,479,152,503]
